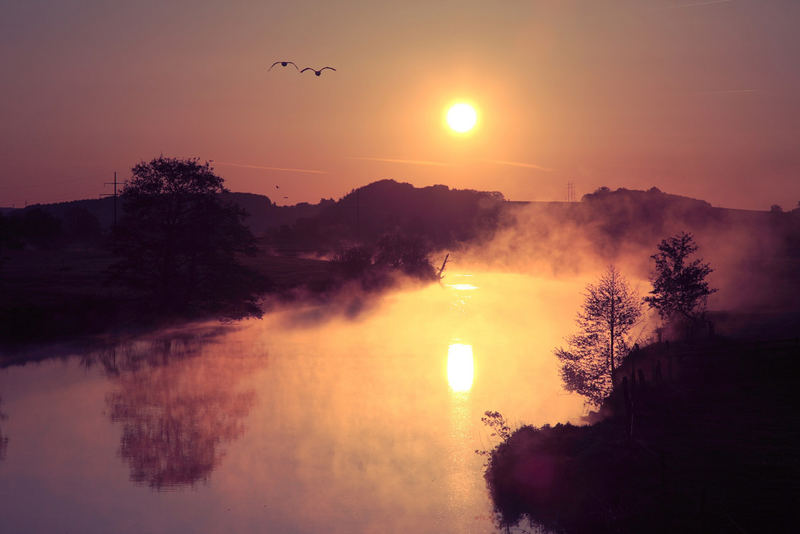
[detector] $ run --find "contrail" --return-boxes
[348,156,450,167]
[486,160,555,172]
[213,161,327,175]
[694,88,757,95]
[657,0,734,9]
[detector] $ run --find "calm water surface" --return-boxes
[0,273,586,533]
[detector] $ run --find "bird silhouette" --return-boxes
[301,66,336,77]
[269,61,298,71]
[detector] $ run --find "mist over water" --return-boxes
[458,190,800,315]
[0,271,587,533]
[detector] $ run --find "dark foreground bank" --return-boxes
[484,335,800,533]
[0,242,438,363]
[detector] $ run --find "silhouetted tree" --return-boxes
[332,245,373,279]
[555,266,643,405]
[109,156,266,317]
[373,234,436,279]
[332,234,437,288]
[644,232,716,323]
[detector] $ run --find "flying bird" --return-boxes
[269,61,298,71]
[301,66,336,77]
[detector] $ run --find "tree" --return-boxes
[555,266,643,405]
[109,156,266,317]
[644,232,716,322]
[373,233,436,280]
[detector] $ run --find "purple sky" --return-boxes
[1,0,799,210]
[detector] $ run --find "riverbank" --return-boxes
[484,334,800,533]
[0,243,334,359]
[0,240,443,363]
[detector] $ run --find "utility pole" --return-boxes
[102,171,123,228]
[567,182,576,202]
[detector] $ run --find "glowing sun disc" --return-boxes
[446,103,477,133]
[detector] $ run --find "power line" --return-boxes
[567,182,577,202]
[101,172,126,228]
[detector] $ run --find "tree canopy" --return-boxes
[644,232,716,322]
[555,265,643,405]
[109,156,266,318]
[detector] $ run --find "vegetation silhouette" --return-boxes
[265,179,505,254]
[645,232,716,325]
[108,156,268,319]
[0,208,62,250]
[330,234,438,292]
[484,230,798,533]
[2,182,798,351]
[484,336,800,533]
[555,265,643,405]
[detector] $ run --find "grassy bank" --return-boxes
[484,335,800,533]
[0,239,440,361]
[0,243,334,356]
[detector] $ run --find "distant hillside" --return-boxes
[12,193,276,233]
[6,192,340,238]
[7,181,799,275]
[263,179,506,253]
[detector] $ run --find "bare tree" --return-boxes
[555,265,643,405]
[644,232,716,323]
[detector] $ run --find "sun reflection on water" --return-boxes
[447,343,474,393]
[446,283,479,291]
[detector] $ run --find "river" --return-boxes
[0,272,587,533]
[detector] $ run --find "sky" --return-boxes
[1,0,799,210]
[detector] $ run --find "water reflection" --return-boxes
[0,272,589,533]
[446,283,478,291]
[96,330,259,490]
[447,343,474,393]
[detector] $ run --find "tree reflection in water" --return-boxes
[93,328,258,490]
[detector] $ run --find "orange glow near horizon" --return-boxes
[447,343,474,393]
[1,3,798,210]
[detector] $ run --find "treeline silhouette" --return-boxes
[0,205,102,251]
[264,179,506,254]
[8,182,799,275]
[3,176,799,349]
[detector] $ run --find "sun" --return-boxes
[446,102,478,133]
